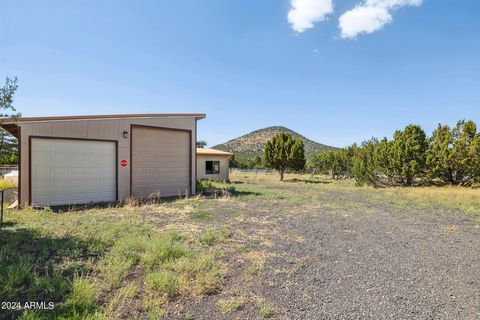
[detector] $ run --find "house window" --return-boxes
[206,161,220,174]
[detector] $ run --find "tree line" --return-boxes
[309,120,480,187]
[0,76,20,164]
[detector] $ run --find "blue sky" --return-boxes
[1,0,479,148]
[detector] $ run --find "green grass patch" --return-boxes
[199,229,216,246]
[192,211,214,221]
[245,262,265,277]
[65,277,98,316]
[218,227,233,242]
[140,231,190,270]
[146,270,179,298]
[2,206,222,319]
[0,178,16,189]
[259,303,274,318]
[142,295,166,320]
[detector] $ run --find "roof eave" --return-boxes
[0,123,19,138]
[0,113,207,124]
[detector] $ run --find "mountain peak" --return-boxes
[213,126,338,162]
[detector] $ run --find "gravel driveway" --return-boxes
[257,210,480,320]
[170,203,480,320]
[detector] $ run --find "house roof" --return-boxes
[0,113,206,137]
[196,148,234,157]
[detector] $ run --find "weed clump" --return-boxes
[146,270,179,298]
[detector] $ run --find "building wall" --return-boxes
[196,155,230,181]
[18,117,197,207]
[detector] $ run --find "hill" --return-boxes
[213,126,338,163]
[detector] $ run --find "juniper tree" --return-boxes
[351,139,379,186]
[426,124,454,184]
[310,150,350,180]
[468,133,480,184]
[389,125,428,186]
[264,133,305,181]
[196,140,207,148]
[449,120,477,184]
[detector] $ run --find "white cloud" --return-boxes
[288,0,334,33]
[339,0,423,39]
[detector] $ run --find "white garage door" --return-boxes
[132,126,191,198]
[31,138,116,206]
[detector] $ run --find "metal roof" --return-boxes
[0,113,206,137]
[196,148,234,156]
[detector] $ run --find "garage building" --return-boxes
[0,113,205,207]
[196,148,233,181]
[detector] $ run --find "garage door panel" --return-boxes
[31,139,116,206]
[132,127,190,198]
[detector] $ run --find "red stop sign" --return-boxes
[120,159,128,167]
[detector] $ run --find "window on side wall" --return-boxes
[206,161,220,174]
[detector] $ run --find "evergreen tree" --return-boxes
[310,150,350,179]
[426,124,454,183]
[0,76,20,164]
[264,133,305,181]
[468,133,480,185]
[351,140,379,186]
[330,120,480,188]
[196,140,207,148]
[229,154,240,168]
[373,137,392,181]
[449,120,477,185]
[388,125,428,186]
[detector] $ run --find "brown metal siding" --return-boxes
[18,117,197,206]
[131,126,191,198]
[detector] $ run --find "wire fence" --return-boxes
[230,168,312,175]
[229,168,277,174]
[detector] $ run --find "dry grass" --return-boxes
[377,186,480,215]
[229,172,480,218]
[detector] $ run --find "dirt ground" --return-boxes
[165,175,480,320]
[3,174,480,319]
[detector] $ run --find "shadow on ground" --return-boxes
[0,223,101,319]
[283,178,332,184]
[200,186,262,198]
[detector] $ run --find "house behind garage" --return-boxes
[0,113,205,207]
[196,148,233,181]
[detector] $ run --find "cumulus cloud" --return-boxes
[339,0,422,39]
[288,0,334,33]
